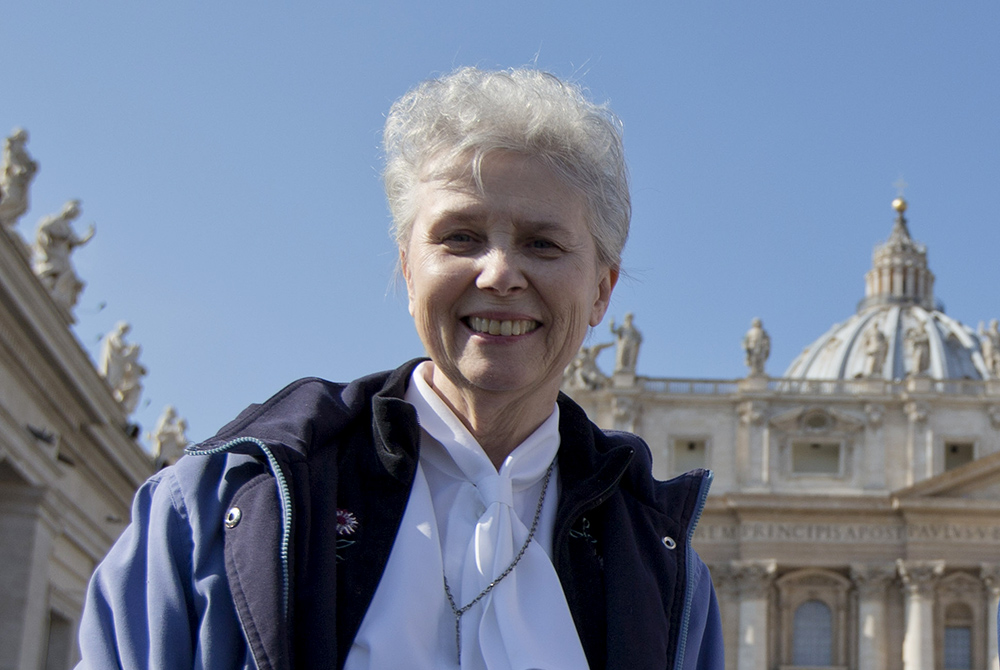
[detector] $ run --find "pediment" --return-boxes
[893,451,1000,502]
[768,406,865,433]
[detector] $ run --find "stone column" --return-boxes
[863,404,887,490]
[0,485,55,670]
[736,401,768,489]
[709,564,740,670]
[982,564,1000,670]
[733,559,776,670]
[904,401,931,486]
[851,563,896,670]
[898,560,943,670]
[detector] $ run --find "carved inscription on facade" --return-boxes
[694,521,1000,544]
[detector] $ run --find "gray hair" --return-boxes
[382,67,630,270]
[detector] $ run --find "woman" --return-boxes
[77,67,723,670]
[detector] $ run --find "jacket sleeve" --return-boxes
[76,459,247,670]
[76,470,197,669]
[679,556,725,670]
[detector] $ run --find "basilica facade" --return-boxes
[565,198,1000,670]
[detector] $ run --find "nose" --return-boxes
[476,246,527,295]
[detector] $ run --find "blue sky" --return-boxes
[3,3,999,445]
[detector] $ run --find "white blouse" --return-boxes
[344,361,589,670]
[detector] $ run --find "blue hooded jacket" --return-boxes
[77,360,724,669]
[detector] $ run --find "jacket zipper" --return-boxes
[672,470,714,670]
[185,437,294,621]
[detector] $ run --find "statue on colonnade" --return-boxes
[31,199,94,317]
[149,405,189,468]
[0,128,39,229]
[99,321,147,415]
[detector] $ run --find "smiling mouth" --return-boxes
[467,316,540,337]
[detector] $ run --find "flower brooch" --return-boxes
[335,508,358,561]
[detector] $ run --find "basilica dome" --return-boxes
[784,198,996,381]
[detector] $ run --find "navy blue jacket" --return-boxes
[77,360,723,670]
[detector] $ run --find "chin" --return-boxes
[460,363,557,397]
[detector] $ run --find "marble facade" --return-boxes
[566,200,1000,670]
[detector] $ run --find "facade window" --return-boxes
[943,602,974,670]
[944,442,974,471]
[791,441,841,474]
[674,439,706,472]
[792,600,833,666]
[943,627,972,669]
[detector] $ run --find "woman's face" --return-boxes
[401,152,617,405]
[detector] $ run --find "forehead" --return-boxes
[415,152,588,227]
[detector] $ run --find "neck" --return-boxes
[427,368,559,470]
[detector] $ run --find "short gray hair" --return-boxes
[383,67,630,269]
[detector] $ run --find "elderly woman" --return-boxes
[77,68,723,670]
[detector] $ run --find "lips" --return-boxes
[467,316,539,336]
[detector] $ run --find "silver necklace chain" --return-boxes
[442,461,555,664]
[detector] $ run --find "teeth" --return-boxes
[469,317,538,336]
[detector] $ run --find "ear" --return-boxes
[589,266,619,327]
[400,247,416,316]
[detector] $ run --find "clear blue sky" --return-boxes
[3,3,999,445]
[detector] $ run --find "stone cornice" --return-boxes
[0,227,152,489]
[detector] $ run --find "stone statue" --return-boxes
[742,317,771,377]
[31,200,94,316]
[99,322,147,415]
[149,405,189,467]
[565,341,613,390]
[610,312,642,374]
[979,319,1000,377]
[0,128,39,229]
[905,320,931,377]
[862,324,889,378]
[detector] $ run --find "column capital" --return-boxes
[737,400,766,426]
[851,562,896,598]
[897,559,944,596]
[708,563,739,599]
[611,393,641,432]
[904,400,930,424]
[732,559,777,598]
[864,403,886,428]
[981,563,1000,595]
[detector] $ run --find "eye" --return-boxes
[527,238,564,256]
[438,230,482,253]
